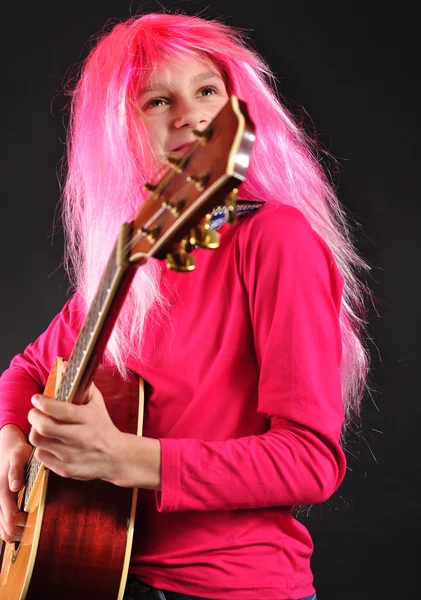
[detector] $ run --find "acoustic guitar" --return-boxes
[0,95,255,600]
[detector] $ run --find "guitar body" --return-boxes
[0,362,143,600]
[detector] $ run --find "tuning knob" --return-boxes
[186,173,210,191]
[162,199,185,216]
[166,240,195,272]
[192,127,213,144]
[165,156,188,174]
[141,225,160,244]
[190,214,220,249]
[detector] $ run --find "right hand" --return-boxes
[0,425,33,543]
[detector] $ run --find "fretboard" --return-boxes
[22,222,135,508]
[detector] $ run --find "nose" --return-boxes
[172,98,208,130]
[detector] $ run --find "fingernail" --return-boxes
[31,395,41,405]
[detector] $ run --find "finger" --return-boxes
[0,518,26,543]
[28,407,58,439]
[28,427,65,453]
[30,395,85,424]
[72,379,101,406]
[8,445,32,492]
[0,518,20,543]
[27,409,62,442]
[86,381,105,406]
[33,447,85,480]
[0,491,27,529]
[33,447,62,474]
[9,477,22,493]
[28,407,87,449]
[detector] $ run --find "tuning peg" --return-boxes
[186,173,210,191]
[192,127,213,145]
[144,182,158,193]
[190,214,220,249]
[225,188,238,224]
[162,199,185,216]
[165,156,188,174]
[142,225,160,244]
[166,239,195,272]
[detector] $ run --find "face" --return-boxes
[136,55,229,163]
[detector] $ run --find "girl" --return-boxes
[0,12,368,600]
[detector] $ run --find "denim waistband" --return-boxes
[124,575,317,600]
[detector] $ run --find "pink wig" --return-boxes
[62,12,369,428]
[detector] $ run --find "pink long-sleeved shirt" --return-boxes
[0,202,346,599]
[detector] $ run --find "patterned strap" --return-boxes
[210,200,264,230]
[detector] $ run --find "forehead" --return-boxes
[140,55,223,93]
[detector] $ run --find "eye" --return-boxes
[143,97,169,111]
[198,85,219,97]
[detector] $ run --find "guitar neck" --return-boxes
[57,222,138,404]
[22,224,140,507]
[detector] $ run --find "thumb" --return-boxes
[9,444,32,492]
[84,381,105,407]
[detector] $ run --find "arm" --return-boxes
[156,205,346,511]
[0,296,82,435]
[0,291,161,495]
[0,296,82,541]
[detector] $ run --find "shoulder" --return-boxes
[235,201,331,259]
[54,292,85,332]
[231,201,343,291]
[242,200,307,226]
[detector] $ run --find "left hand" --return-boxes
[28,382,125,483]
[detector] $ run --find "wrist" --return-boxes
[108,432,162,490]
[0,424,29,446]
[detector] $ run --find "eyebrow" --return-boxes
[139,70,224,96]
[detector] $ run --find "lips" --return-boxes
[171,142,194,154]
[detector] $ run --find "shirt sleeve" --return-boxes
[157,204,347,511]
[0,295,82,435]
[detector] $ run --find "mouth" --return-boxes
[170,142,195,154]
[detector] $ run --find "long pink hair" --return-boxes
[62,12,369,428]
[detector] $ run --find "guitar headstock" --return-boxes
[128,95,255,271]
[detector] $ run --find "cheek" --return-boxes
[149,121,169,155]
[130,115,167,173]
[135,114,166,154]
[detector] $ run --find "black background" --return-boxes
[1,1,419,597]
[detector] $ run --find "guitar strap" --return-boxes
[210,200,264,230]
